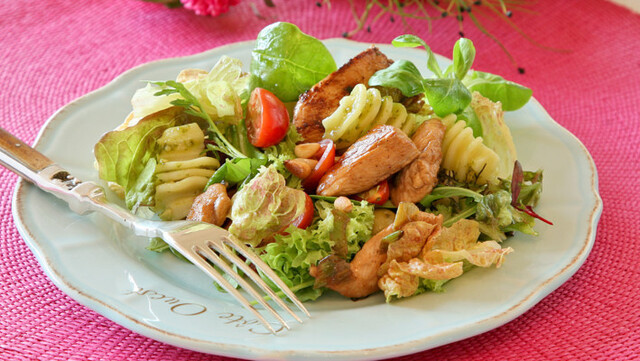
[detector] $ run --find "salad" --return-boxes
[94,22,548,303]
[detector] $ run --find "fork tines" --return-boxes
[187,236,310,334]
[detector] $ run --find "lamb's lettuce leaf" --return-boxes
[368,60,425,97]
[463,70,532,111]
[370,35,531,117]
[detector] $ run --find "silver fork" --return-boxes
[0,127,310,334]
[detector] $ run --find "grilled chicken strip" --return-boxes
[390,119,446,205]
[293,47,394,142]
[309,225,394,299]
[317,125,419,196]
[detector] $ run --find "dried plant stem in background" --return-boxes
[322,0,565,71]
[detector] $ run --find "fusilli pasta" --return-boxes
[322,84,429,149]
[440,114,501,185]
[154,123,220,220]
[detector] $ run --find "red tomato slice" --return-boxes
[353,180,390,205]
[302,139,336,192]
[290,193,314,230]
[246,88,289,148]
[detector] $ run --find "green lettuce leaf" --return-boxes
[206,157,268,190]
[94,107,193,192]
[131,56,250,124]
[469,92,518,179]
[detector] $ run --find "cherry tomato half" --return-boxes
[302,139,336,192]
[353,180,390,205]
[290,193,315,230]
[246,88,289,148]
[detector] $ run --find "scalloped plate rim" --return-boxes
[11,38,603,360]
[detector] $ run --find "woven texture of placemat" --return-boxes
[1,0,639,360]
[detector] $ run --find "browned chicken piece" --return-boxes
[390,119,446,205]
[309,225,395,299]
[186,183,231,226]
[317,125,419,196]
[293,47,394,142]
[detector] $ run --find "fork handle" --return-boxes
[0,127,53,179]
[0,127,165,238]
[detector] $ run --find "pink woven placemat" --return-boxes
[1,0,639,360]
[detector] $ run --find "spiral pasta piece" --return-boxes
[154,123,220,220]
[440,114,501,185]
[322,84,429,149]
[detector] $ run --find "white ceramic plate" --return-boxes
[12,39,602,360]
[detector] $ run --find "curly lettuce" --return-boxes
[260,200,374,301]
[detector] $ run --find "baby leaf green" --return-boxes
[392,34,443,77]
[368,60,425,97]
[463,71,532,111]
[452,38,476,80]
[250,22,337,102]
[422,78,472,116]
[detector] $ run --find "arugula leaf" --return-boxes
[419,186,484,208]
[392,34,443,77]
[152,80,247,159]
[251,22,337,102]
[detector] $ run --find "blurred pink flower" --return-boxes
[180,0,240,16]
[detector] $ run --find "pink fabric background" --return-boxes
[1,0,639,359]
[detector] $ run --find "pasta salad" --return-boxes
[94,22,549,302]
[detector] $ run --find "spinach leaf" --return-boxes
[392,34,443,77]
[368,60,425,97]
[422,78,472,117]
[250,22,337,102]
[463,71,532,111]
